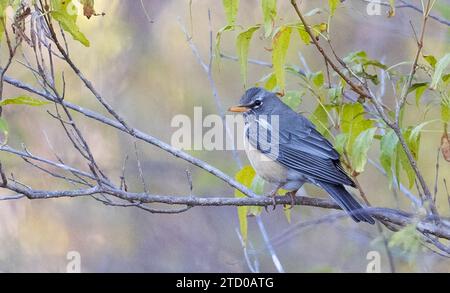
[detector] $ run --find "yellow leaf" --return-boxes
[272,26,292,91]
[234,165,256,245]
[236,25,261,85]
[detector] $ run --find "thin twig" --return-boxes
[134,141,149,193]
[256,217,285,273]
[434,148,441,203]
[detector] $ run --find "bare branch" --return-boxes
[2,74,258,198]
[3,180,450,240]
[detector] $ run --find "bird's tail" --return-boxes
[317,181,375,224]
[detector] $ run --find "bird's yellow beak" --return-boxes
[228,105,250,113]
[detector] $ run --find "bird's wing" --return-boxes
[282,115,339,160]
[246,114,355,187]
[278,145,355,186]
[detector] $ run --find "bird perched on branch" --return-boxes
[229,87,375,224]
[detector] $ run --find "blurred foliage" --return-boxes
[388,224,422,263]
[0,0,449,272]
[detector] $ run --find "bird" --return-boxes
[229,87,375,224]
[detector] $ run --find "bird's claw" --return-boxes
[287,191,296,209]
[265,185,282,212]
[264,194,277,212]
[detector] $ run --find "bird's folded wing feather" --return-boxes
[282,114,339,160]
[246,115,355,187]
[278,146,355,186]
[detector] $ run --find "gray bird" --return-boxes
[229,87,375,224]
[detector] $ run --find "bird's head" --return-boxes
[228,87,282,115]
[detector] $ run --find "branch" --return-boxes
[3,180,450,240]
[291,1,368,98]
[1,73,258,199]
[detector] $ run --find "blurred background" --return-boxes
[0,0,449,272]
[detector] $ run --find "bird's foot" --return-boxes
[264,193,277,212]
[286,190,297,209]
[264,185,281,212]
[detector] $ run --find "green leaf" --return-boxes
[283,90,303,111]
[0,0,7,41]
[443,73,450,83]
[343,51,387,85]
[234,165,256,245]
[415,86,427,106]
[310,103,330,137]
[311,71,324,87]
[442,98,450,123]
[423,55,437,69]
[334,133,349,156]
[341,103,373,153]
[0,96,50,107]
[262,0,277,38]
[396,128,419,188]
[50,11,90,47]
[258,71,277,90]
[264,72,277,90]
[363,59,388,70]
[0,116,8,144]
[0,0,19,41]
[344,51,386,69]
[328,85,343,104]
[405,127,421,161]
[431,53,450,89]
[297,26,311,45]
[272,26,292,91]
[215,25,234,62]
[311,23,328,37]
[291,22,326,44]
[329,0,339,16]
[409,120,438,146]
[380,129,399,187]
[222,0,239,26]
[343,51,367,64]
[236,25,260,85]
[0,0,7,17]
[351,127,377,173]
[407,82,428,106]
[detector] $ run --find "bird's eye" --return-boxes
[254,100,262,107]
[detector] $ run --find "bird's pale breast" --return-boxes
[244,135,288,184]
